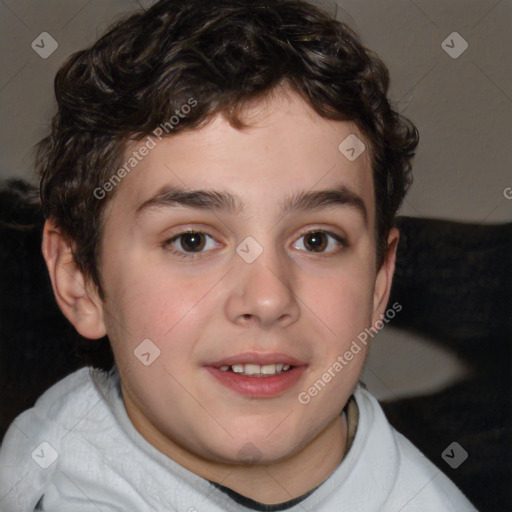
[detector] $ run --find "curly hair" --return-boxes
[37,0,419,299]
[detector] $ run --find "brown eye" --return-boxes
[163,230,221,260]
[293,230,345,255]
[172,232,206,252]
[304,232,328,252]
[177,232,206,252]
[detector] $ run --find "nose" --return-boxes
[224,240,300,330]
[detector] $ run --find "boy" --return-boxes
[0,0,478,510]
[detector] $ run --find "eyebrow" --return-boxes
[135,184,368,224]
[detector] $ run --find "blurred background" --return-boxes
[0,1,510,511]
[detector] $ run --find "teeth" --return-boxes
[260,364,276,375]
[244,364,260,375]
[220,363,293,376]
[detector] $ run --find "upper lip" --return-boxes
[206,352,306,368]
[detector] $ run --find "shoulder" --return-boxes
[0,366,116,511]
[8,366,114,439]
[350,385,478,511]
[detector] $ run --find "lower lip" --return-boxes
[205,366,307,398]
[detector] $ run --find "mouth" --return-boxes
[217,363,293,377]
[205,353,307,398]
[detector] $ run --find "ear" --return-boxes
[42,219,107,339]
[371,227,399,324]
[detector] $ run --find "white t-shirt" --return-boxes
[0,366,478,511]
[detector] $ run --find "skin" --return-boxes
[42,87,398,505]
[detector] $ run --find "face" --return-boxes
[97,89,394,466]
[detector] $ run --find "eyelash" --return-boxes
[162,228,348,261]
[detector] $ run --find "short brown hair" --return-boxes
[37,0,419,299]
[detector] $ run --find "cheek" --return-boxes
[304,263,375,346]
[296,266,373,425]
[102,270,209,414]
[105,256,202,330]
[102,259,220,370]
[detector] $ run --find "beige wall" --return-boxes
[334,0,512,224]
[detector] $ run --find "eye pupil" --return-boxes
[181,232,205,252]
[305,232,327,252]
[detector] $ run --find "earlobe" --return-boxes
[42,220,107,339]
[372,227,399,323]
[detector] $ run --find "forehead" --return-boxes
[106,89,374,224]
